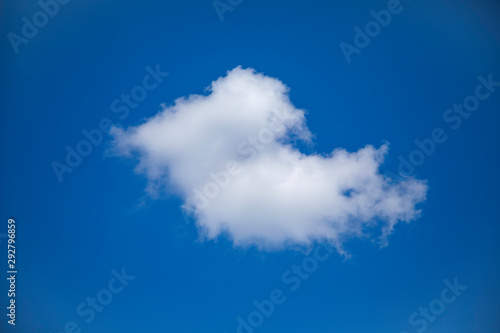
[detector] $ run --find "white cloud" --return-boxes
[111,67,427,250]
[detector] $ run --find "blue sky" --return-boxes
[1,0,500,332]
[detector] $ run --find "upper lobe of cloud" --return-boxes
[111,67,427,250]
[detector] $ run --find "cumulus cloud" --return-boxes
[111,67,427,250]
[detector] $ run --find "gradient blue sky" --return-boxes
[1,0,500,332]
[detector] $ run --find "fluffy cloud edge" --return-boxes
[111,67,428,252]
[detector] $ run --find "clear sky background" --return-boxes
[1,0,500,332]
